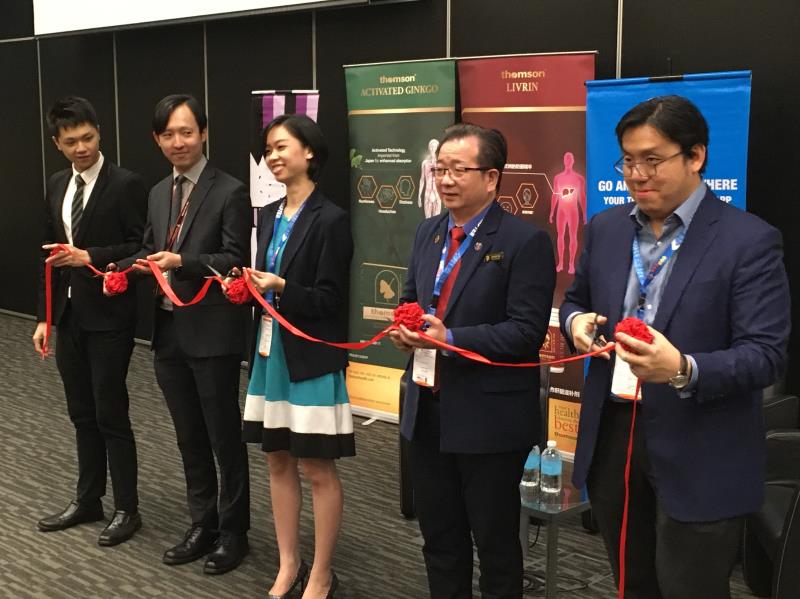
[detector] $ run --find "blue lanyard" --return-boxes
[631,226,686,319]
[265,199,305,303]
[428,220,482,314]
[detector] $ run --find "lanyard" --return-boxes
[265,199,305,303]
[428,219,483,314]
[631,226,686,319]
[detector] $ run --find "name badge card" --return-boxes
[412,348,437,387]
[611,354,640,400]
[258,314,273,357]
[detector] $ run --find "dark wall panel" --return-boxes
[116,24,205,189]
[116,24,205,340]
[206,12,313,186]
[315,0,447,209]
[0,0,33,39]
[0,41,43,314]
[452,0,618,80]
[622,0,800,387]
[39,34,118,172]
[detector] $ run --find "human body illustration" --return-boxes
[418,139,442,217]
[549,151,587,273]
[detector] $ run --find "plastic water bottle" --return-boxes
[520,445,540,502]
[540,440,562,494]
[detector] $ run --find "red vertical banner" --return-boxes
[458,53,595,457]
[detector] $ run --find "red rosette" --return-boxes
[393,302,425,332]
[614,317,654,353]
[104,271,128,295]
[225,277,251,305]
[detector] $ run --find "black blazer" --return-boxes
[252,189,353,382]
[119,161,252,359]
[399,201,556,453]
[37,159,147,331]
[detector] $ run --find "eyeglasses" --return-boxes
[431,165,492,179]
[613,151,684,177]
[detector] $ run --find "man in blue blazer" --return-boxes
[391,123,555,598]
[560,96,790,598]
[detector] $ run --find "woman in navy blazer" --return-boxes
[241,115,353,599]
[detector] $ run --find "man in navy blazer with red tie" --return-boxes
[391,123,555,599]
[560,96,790,598]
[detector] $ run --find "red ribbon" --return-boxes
[40,244,134,357]
[613,317,653,599]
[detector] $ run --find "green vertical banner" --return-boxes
[458,53,595,457]
[344,59,456,422]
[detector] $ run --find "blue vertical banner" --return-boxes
[586,71,751,218]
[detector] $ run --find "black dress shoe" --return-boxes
[37,500,104,532]
[268,560,309,599]
[163,525,219,565]
[98,510,142,546]
[203,531,248,575]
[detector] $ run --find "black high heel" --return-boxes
[267,560,309,599]
[325,571,338,598]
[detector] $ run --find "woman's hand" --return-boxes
[248,269,285,295]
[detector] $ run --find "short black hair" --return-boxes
[46,96,99,138]
[152,94,207,135]
[615,95,710,174]
[263,114,329,183]
[438,123,508,189]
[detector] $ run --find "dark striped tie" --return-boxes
[71,174,86,239]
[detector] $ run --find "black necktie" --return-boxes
[71,174,86,238]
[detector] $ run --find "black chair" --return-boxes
[742,429,800,598]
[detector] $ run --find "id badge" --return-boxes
[610,354,641,400]
[412,348,437,387]
[258,315,273,357]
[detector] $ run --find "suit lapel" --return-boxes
[255,202,279,271]
[441,202,499,322]
[73,161,110,248]
[174,163,214,251]
[279,191,321,277]
[52,171,71,242]
[148,176,171,251]
[605,215,636,329]
[652,192,721,331]
[419,214,449,310]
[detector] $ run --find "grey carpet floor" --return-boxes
[0,313,758,598]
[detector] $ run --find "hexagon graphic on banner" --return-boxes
[357,175,378,199]
[396,176,415,200]
[376,185,398,210]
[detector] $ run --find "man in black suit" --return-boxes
[34,96,147,546]
[390,124,556,598]
[117,94,251,574]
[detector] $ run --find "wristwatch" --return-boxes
[668,354,690,390]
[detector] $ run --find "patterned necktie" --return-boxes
[71,174,86,239]
[169,175,187,231]
[435,226,466,318]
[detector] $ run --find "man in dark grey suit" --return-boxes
[35,96,147,547]
[118,94,251,574]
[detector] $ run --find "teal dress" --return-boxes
[243,215,354,458]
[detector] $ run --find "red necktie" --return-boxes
[435,226,466,319]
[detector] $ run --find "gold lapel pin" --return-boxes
[434,234,441,244]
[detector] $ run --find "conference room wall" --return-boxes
[1,0,798,388]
